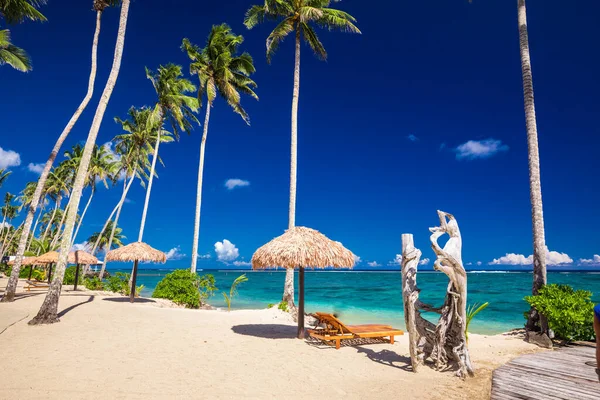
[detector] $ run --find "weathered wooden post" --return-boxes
[401,234,422,372]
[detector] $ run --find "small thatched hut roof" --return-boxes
[68,250,99,265]
[7,256,39,266]
[105,242,166,263]
[35,251,60,264]
[252,226,355,270]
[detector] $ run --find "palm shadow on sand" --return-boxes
[232,324,297,339]
[57,295,95,318]
[102,297,156,304]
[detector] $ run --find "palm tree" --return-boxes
[139,65,198,242]
[25,0,131,319]
[517,0,547,332]
[244,0,360,308]
[0,168,11,188]
[182,25,258,273]
[0,193,17,257]
[0,0,47,72]
[39,168,69,246]
[2,0,123,302]
[88,221,125,252]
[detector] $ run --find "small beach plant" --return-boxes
[222,274,248,311]
[525,284,595,341]
[62,266,84,285]
[84,277,104,291]
[152,270,217,308]
[465,302,489,342]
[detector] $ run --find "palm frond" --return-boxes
[266,17,295,63]
[301,22,327,60]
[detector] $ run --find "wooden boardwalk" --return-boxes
[491,344,599,400]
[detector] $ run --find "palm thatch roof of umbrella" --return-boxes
[105,241,166,263]
[35,251,60,264]
[68,250,99,265]
[252,227,355,270]
[7,256,39,266]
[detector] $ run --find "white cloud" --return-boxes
[419,258,430,266]
[0,147,21,169]
[71,242,90,252]
[489,247,573,266]
[477,261,482,266]
[27,162,44,174]
[367,261,381,267]
[124,198,134,204]
[455,139,508,160]
[353,254,361,264]
[232,260,251,266]
[578,255,600,266]
[196,253,211,259]
[389,254,403,265]
[214,239,240,262]
[102,142,126,181]
[165,246,186,261]
[224,179,250,190]
[407,134,418,142]
[0,222,13,229]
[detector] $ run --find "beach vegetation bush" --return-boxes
[524,284,595,341]
[17,266,45,281]
[152,270,216,308]
[84,277,104,291]
[62,266,83,285]
[278,301,288,312]
[105,272,143,297]
[222,274,248,311]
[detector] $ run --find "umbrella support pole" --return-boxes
[130,260,139,303]
[74,264,80,291]
[28,266,33,281]
[297,266,305,339]
[48,263,53,283]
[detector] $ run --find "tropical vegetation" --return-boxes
[152,269,217,308]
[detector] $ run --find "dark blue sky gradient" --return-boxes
[2,0,599,269]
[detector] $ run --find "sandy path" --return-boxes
[0,279,540,399]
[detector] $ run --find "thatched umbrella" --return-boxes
[105,242,166,303]
[8,256,40,280]
[35,251,61,283]
[252,226,355,338]
[68,251,99,291]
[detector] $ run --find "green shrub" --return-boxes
[84,277,104,290]
[524,284,595,341]
[278,301,288,312]
[18,266,45,281]
[152,270,216,308]
[105,272,142,296]
[63,266,83,285]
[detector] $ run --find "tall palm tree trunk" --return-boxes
[0,215,6,246]
[138,129,162,242]
[190,103,211,273]
[40,195,61,245]
[71,188,94,247]
[282,28,301,311]
[518,0,547,331]
[26,202,44,252]
[0,223,22,261]
[28,0,131,322]
[50,197,73,250]
[98,169,136,278]
[2,10,104,302]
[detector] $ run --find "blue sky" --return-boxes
[1,0,599,270]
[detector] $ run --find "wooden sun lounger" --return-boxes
[24,280,50,292]
[307,312,404,349]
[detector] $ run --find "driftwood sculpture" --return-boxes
[401,210,474,378]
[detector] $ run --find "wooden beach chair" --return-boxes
[24,280,50,292]
[307,312,404,349]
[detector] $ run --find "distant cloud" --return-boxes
[124,198,134,204]
[232,260,251,267]
[27,162,44,174]
[476,261,482,266]
[419,258,430,266]
[489,247,573,266]
[196,253,211,260]
[367,261,381,267]
[165,246,186,261]
[214,239,240,262]
[407,134,418,142]
[389,254,402,266]
[102,142,126,181]
[439,143,447,151]
[353,254,362,265]
[0,147,21,169]
[578,255,600,266]
[455,139,508,160]
[225,179,250,190]
[71,242,90,252]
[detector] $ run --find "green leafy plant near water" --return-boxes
[223,274,248,311]
[84,277,104,291]
[524,284,595,341]
[267,301,289,312]
[152,270,217,308]
[465,302,489,341]
[62,266,83,285]
[105,272,144,297]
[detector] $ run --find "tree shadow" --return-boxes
[11,292,44,301]
[57,295,95,318]
[354,346,413,371]
[231,324,297,339]
[102,297,156,304]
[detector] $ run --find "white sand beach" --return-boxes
[0,278,541,400]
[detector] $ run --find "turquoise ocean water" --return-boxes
[108,269,600,335]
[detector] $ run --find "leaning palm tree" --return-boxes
[0,29,31,71]
[0,193,17,255]
[88,220,125,252]
[244,0,360,308]
[139,64,198,242]
[182,24,258,273]
[0,168,11,188]
[2,0,122,302]
[518,0,547,332]
[25,0,131,320]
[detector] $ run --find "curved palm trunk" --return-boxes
[98,169,136,279]
[138,128,162,242]
[26,202,45,252]
[28,0,131,323]
[0,215,6,247]
[518,0,547,331]
[282,29,301,311]
[50,197,73,250]
[0,223,22,261]
[71,188,94,247]
[40,195,62,245]
[2,10,104,302]
[190,103,211,273]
